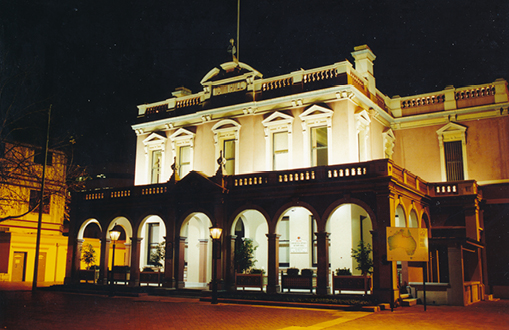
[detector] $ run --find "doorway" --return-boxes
[12,252,27,281]
[37,252,46,282]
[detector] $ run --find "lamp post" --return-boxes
[109,226,121,296]
[209,224,222,304]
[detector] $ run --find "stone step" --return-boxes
[400,293,411,299]
[378,303,391,310]
[401,298,418,307]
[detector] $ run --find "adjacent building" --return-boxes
[65,45,509,305]
[0,141,68,283]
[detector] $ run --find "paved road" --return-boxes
[0,288,507,329]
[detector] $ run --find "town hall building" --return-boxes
[65,45,509,306]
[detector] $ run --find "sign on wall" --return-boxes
[290,237,308,253]
[386,227,429,262]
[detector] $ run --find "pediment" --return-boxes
[175,171,225,194]
[299,104,333,120]
[201,62,263,85]
[142,132,167,145]
[212,119,241,132]
[169,128,195,140]
[436,122,467,135]
[262,111,294,126]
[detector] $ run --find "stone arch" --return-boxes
[137,215,167,269]
[106,216,134,268]
[178,212,213,288]
[275,205,318,271]
[326,203,374,277]
[78,219,103,270]
[409,209,419,228]
[395,203,406,227]
[322,197,377,232]
[272,201,320,233]
[231,209,269,273]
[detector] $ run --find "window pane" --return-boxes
[179,146,191,178]
[311,127,328,166]
[151,150,162,183]
[273,132,288,170]
[223,139,235,175]
[444,141,464,181]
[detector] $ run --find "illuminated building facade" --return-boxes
[0,142,68,284]
[66,45,509,305]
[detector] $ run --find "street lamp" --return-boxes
[109,225,121,296]
[209,224,222,304]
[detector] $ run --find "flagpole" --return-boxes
[237,0,240,62]
[32,105,51,292]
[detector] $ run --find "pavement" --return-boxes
[0,282,508,329]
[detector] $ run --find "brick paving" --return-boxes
[0,285,508,330]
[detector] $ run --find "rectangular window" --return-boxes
[223,139,235,175]
[151,150,162,184]
[179,146,191,178]
[29,190,50,214]
[311,127,328,166]
[147,223,160,265]
[444,141,464,181]
[33,150,53,166]
[273,132,288,170]
[278,216,290,267]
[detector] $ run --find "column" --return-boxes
[447,245,465,305]
[124,242,131,267]
[163,239,174,288]
[374,191,395,303]
[316,232,330,295]
[266,233,280,294]
[227,235,237,291]
[198,239,209,283]
[129,237,142,287]
[68,238,84,284]
[99,237,110,285]
[177,237,186,289]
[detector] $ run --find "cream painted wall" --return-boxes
[291,108,305,169]
[393,126,442,182]
[370,119,385,160]
[393,117,509,183]
[134,134,149,185]
[330,100,355,164]
[465,117,509,182]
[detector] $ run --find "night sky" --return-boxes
[2,0,508,173]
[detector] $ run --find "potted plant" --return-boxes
[335,267,352,276]
[351,241,373,275]
[148,241,166,268]
[234,238,257,274]
[80,244,98,283]
[81,243,96,270]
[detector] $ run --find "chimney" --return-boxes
[351,45,376,95]
[172,86,192,98]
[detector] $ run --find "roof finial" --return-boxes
[228,39,238,64]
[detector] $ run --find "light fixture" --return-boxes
[109,226,121,242]
[209,225,222,240]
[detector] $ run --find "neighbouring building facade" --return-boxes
[0,142,68,283]
[65,45,509,305]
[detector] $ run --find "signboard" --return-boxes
[290,237,307,253]
[213,81,247,96]
[386,227,429,262]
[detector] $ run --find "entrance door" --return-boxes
[12,252,26,281]
[37,252,46,282]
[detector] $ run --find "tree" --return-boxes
[351,241,373,275]
[80,243,96,270]
[148,241,166,268]
[234,238,257,274]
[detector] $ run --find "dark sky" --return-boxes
[2,0,508,172]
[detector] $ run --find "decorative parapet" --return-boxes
[429,180,478,197]
[390,79,508,118]
[261,77,293,92]
[175,95,201,109]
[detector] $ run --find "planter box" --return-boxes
[110,266,130,285]
[140,270,162,286]
[332,275,372,294]
[79,269,99,283]
[235,273,266,291]
[281,271,316,293]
